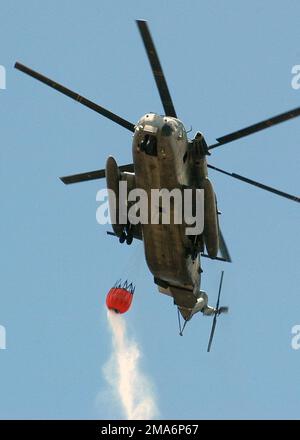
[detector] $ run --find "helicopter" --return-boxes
[15,20,300,350]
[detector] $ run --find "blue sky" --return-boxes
[0,0,300,419]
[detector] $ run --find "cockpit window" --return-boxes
[161,123,173,136]
[140,135,158,156]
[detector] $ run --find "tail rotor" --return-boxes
[207,271,228,352]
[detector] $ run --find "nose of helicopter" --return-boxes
[136,113,180,137]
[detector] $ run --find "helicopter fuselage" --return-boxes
[133,113,198,283]
[131,113,217,318]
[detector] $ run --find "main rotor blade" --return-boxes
[219,229,232,263]
[208,106,300,150]
[136,20,177,118]
[15,62,135,132]
[60,163,134,184]
[208,164,300,203]
[207,271,224,352]
[201,254,229,262]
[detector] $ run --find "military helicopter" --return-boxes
[15,20,300,350]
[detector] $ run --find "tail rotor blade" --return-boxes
[207,271,224,352]
[215,270,224,311]
[207,315,217,353]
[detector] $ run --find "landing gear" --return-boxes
[119,232,126,244]
[119,226,133,245]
